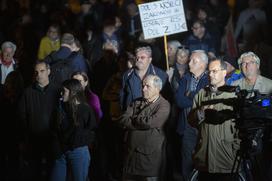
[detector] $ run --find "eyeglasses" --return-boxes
[208,69,224,74]
[240,61,257,66]
[136,56,149,60]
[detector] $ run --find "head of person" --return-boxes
[176,46,190,65]
[4,71,24,100]
[1,41,16,63]
[142,75,162,102]
[61,79,86,104]
[47,24,60,41]
[72,38,83,54]
[197,6,210,22]
[127,2,138,17]
[71,71,89,91]
[167,40,181,61]
[61,33,76,50]
[135,46,152,71]
[208,58,227,88]
[222,55,238,75]
[103,18,117,36]
[61,79,86,126]
[238,52,260,80]
[189,50,208,77]
[191,20,206,39]
[80,0,92,14]
[34,61,50,87]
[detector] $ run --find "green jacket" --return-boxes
[190,87,240,173]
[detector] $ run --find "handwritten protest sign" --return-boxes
[138,0,187,39]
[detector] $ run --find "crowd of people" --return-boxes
[0,0,272,181]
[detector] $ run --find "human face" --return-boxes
[167,44,176,58]
[62,87,70,102]
[73,74,88,90]
[142,78,159,102]
[189,52,205,76]
[2,47,14,62]
[208,61,226,88]
[47,27,59,41]
[176,50,189,65]
[135,50,152,71]
[192,22,205,38]
[35,63,50,87]
[240,56,259,79]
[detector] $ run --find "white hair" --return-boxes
[1,41,16,53]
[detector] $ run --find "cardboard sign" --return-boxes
[138,0,187,39]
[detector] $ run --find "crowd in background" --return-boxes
[0,0,272,181]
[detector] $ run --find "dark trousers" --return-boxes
[198,172,239,181]
[123,174,159,181]
[180,126,198,180]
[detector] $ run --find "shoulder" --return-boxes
[231,78,243,86]
[123,68,134,79]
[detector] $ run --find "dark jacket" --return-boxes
[120,96,170,176]
[120,64,168,110]
[175,72,209,135]
[18,82,59,139]
[50,102,97,158]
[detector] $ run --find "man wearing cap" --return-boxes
[223,55,243,85]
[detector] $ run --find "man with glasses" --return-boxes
[176,50,209,180]
[232,51,272,94]
[189,59,239,181]
[183,20,216,59]
[120,46,168,111]
[232,52,272,181]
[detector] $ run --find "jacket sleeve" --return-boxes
[82,107,97,143]
[119,99,170,130]
[133,100,170,129]
[120,73,127,111]
[176,77,194,109]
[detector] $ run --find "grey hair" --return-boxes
[191,50,208,64]
[168,40,181,49]
[144,75,163,91]
[135,46,152,57]
[61,33,75,45]
[237,51,260,68]
[1,41,16,52]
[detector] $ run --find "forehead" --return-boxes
[241,55,255,62]
[143,77,153,85]
[73,74,84,81]
[35,63,47,70]
[136,50,149,56]
[190,52,201,60]
[209,61,220,69]
[3,47,13,52]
